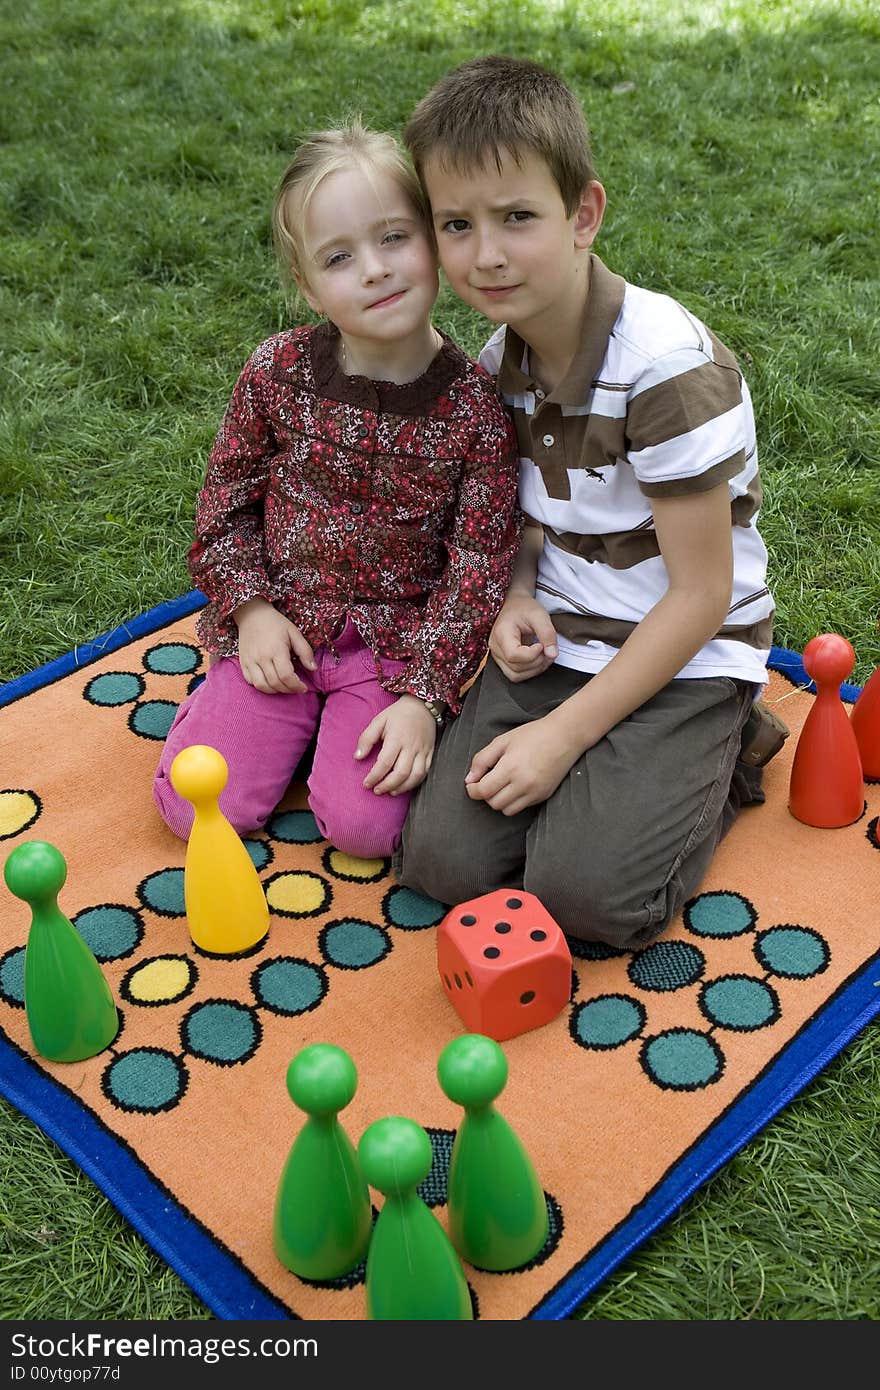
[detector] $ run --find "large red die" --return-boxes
[437,889,572,1042]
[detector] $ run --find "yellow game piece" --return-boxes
[169,744,269,955]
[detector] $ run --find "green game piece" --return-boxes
[3,841,119,1064]
[273,1044,372,1282]
[438,1033,549,1272]
[358,1116,473,1320]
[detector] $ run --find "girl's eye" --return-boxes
[325,251,349,268]
[382,230,407,245]
[441,218,470,234]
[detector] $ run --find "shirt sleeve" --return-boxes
[383,378,523,714]
[187,350,277,649]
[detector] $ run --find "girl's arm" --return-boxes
[187,354,277,640]
[383,382,523,713]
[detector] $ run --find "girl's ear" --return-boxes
[573,180,607,249]
[294,273,322,315]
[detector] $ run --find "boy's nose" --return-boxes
[473,229,506,271]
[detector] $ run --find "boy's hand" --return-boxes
[357,695,438,796]
[464,717,580,816]
[489,594,558,682]
[234,597,316,694]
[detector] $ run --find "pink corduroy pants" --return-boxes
[153,619,412,858]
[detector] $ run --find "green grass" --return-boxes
[2,0,879,1321]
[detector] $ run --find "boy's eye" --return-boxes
[507,210,534,224]
[440,218,471,234]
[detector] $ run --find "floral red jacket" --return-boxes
[189,324,522,712]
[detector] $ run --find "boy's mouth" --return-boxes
[475,283,520,299]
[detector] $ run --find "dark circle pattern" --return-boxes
[640,1028,725,1090]
[143,643,201,675]
[571,994,646,1050]
[266,810,323,844]
[181,999,262,1065]
[0,946,25,1006]
[243,838,273,873]
[129,700,178,740]
[83,671,145,707]
[684,891,757,939]
[138,868,186,917]
[102,1048,188,1113]
[72,904,144,961]
[754,926,830,979]
[628,940,706,992]
[382,885,446,930]
[319,920,392,970]
[698,974,780,1032]
[251,957,328,1016]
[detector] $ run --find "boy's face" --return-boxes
[422,147,601,339]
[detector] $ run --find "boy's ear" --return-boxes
[573,181,607,249]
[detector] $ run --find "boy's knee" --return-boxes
[525,860,664,954]
[395,817,485,907]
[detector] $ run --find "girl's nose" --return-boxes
[360,248,391,284]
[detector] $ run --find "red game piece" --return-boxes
[851,662,880,782]
[788,633,864,828]
[436,889,571,1042]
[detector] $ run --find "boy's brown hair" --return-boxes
[403,55,598,216]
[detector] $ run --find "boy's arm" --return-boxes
[488,523,559,681]
[465,483,734,815]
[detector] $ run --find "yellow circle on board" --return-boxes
[126,957,194,1004]
[265,871,329,916]
[0,790,41,840]
[327,850,386,880]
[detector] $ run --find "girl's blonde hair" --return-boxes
[272,117,430,291]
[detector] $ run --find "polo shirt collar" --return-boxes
[497,254,626,405]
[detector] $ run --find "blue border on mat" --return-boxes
[1,594,876,1320]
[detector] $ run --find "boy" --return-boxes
[393,55,783,952]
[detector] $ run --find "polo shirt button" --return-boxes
[535,388,545,399]
[542,433,555,447]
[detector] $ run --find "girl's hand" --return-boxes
[356,695,438,795]
[489,594,558,682]
[233,597,316,693]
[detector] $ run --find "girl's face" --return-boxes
[297,164,439,349]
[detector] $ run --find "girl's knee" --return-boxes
[311,793,408,861]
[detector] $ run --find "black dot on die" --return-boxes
[520,990,536,1005]
[494,921,512,934]
[506,897,523,909]
[460,914,477,926]
[530,930,547,941]
[483,946,501,959]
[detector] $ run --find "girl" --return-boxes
[153,120,521,858]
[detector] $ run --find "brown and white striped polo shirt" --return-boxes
[479,254,774,688]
